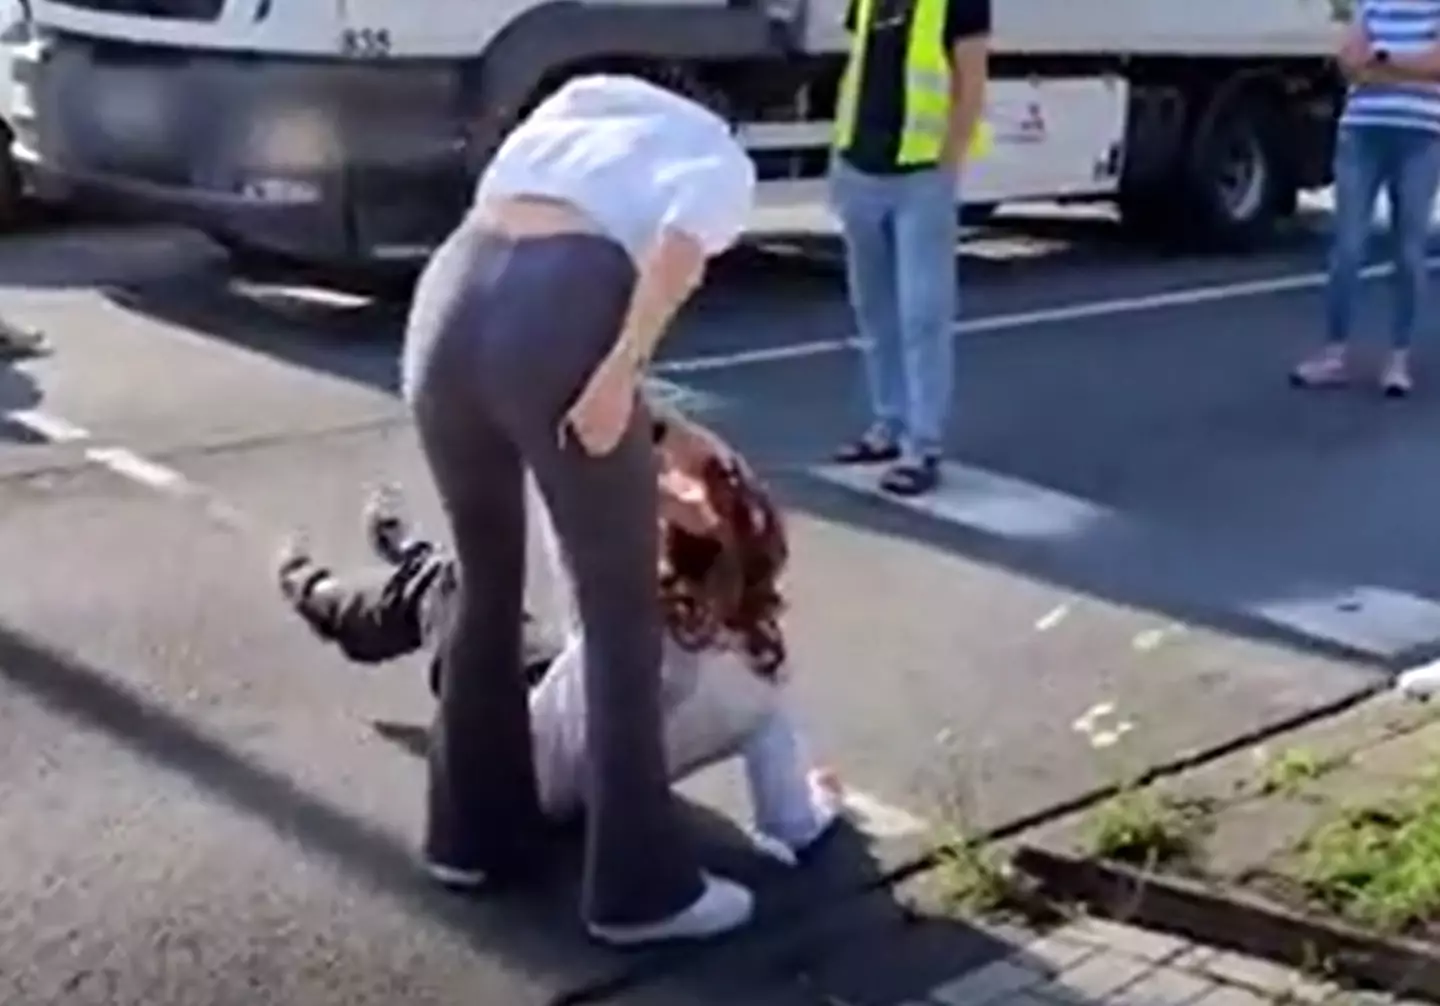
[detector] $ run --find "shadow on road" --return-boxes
[0,616,1018,1006]
[0,362,43,443]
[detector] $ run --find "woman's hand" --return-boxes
[660,415,745,476]
[1338,25,1373,79]
[657,465,719,534]
[560,352,637,456]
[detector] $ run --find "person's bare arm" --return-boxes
[943,37,988,169]
[940,0,991,171]
[1337,21,1373,79]
[608,227,707,373]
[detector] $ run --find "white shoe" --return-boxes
[587,873,753,946]
[754,768,846,861]
[424,861,488,890]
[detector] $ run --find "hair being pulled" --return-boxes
[657,459,788,678]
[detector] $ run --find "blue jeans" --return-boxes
[1327,124,1440,349]
[829,159,957,459]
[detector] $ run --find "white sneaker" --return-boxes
[424,861,488,890]
[754,768,846,860]
[587,873,753,946]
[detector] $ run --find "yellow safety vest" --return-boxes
[834,0,990,164]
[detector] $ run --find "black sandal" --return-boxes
[833,433,901,465]
[880,457,940,497]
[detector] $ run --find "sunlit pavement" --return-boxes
[0,205,1435,1004]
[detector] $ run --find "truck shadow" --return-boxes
[100,211,1336,404]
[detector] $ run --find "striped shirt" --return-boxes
[1342,0,1440,134]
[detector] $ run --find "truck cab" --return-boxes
[5,0,1343,272]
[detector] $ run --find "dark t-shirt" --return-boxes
[839,0,991,175]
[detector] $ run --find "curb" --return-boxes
[1012,844,1440,1000]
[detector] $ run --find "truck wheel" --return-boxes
[1182,92,1283,248]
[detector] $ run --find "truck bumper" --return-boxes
[8,31,471,267]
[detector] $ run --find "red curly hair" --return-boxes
[657,459,788,678]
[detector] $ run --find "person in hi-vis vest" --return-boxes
[829,0,989,496]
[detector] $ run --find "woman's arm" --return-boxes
[612,141,757,371]
[609,227,708,373]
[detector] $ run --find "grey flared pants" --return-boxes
[401,222,704,927]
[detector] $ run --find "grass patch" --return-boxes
[931,832,1017,916]
[1293,772,1440,934]
[1083,790,1212,867]
[1257,746,1348,797]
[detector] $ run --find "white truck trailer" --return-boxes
[1,0,1344,272]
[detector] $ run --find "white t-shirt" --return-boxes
[474,74,757,260]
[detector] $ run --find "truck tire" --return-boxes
[1181,90,1284,249]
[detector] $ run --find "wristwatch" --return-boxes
[1376,48,1392,63]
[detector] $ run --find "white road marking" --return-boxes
[1035,603,1071,632]
[85,446,189,492]
[1132,625,1184,652]
[7,409,91,443]
[656,256,1439,376]
[811,459,1440,659]
[813,460,1110,543]
[842,788,930,839]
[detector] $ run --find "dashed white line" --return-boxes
[1132,625,1184,652]
[7,409,90,443]
[3,408,260,536]
[655,255,1440,376]
[84,446,188,493]
[1035,603,1071,632]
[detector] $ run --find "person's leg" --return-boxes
[478,234,743,939]
[1297,126,1385,386]
[405,228,547,887]
[829,159,906,461]
[1380,128,1440,395]
[883,167,957,495]
[739,709,842,855]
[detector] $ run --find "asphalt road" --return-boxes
[0,204,1434,1005]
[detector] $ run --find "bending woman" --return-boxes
[399,73,756,944]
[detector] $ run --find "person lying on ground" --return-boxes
[276,462,843,864]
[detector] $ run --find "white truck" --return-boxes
[1,0,1345,273]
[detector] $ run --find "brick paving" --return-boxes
[904,919,1431,1005]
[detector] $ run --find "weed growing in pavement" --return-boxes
[1255,745,1348,798]
[1294,769,1440,934]
[1073,702,1211,867]
[922,729,1029,918]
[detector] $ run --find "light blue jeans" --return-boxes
[1326,124,1440,349]
[829,159,958,460]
